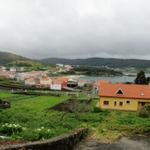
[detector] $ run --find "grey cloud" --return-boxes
[0,0,150,59]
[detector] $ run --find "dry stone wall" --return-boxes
[1,128,88,150]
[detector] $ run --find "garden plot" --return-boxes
[50,99,92,113]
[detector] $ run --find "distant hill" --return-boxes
[0,51,29,64]
[41,57,150,68]
[0,51,43,68]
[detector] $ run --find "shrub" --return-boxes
[138,106,150,118]
[145,105,150,113]
[35,127,55,140]
[0,123,24,135]
[93,107,103,113]
[21,127,56,141]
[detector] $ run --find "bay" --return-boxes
[70,75,135,83]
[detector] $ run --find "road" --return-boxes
[75,134,150,150]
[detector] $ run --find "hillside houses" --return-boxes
[50,77,69,90]
[24,76,91,91]
[0,70,16,79]
[0,66,6,71]
[0,69,48,80]
[25,77,52,88]
[0,66,16,79]
[56,64,73,73]
[0,65,91,91]
[24,76,69,90]
[25,77,38,86]
[16,71,48,81]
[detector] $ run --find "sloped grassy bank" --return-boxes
[0,91,149,146]
[1,128,88,150]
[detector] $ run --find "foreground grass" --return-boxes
[91,111,150,142]
[0,90,150,143]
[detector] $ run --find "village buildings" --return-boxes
[0,66,6,71]
[50,77,69,90]
[0,70,16,79]
[25,76,52,88]
[16,71,48,81]
[56,64,73,73]
[24,76,70,90]
[25,77,38,86]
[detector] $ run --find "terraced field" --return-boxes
[0,90,149,147]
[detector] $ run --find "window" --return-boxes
[116,88,124,95]
[126,101,130,104]
[114,101,117,106]
[141,102,146,106]
[103,101,109,106]
[119,101,123,106]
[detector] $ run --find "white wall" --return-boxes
[50,84,62,90]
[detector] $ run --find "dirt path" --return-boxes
[74,134,150,150]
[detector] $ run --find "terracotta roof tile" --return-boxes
[51,76,69,84]
[98,81,150,99]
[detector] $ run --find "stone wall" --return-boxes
[1,128,88,150]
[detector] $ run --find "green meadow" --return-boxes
[0,90,149,143]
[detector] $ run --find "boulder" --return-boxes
[0,99,11,109]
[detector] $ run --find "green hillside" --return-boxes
[0,51,44,69]
[41,57,150,68]
[0,51,28,64]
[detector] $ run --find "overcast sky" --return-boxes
[0,0,150,59]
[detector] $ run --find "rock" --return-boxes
[0,99,11,109]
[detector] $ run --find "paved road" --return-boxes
[75,135,150,150]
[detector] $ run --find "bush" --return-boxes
[145,105,150,113]
[93,107,103,113]
[21,127,56,141]
[138,106,150,118]
[0,123,24,135]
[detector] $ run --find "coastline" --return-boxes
[68,74,135,83]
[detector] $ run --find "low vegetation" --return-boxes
[138,105,150,118]
[135,71,150,85]
[73,66,123,76]
[53,66,123,76]
[0,51,46,71]
[0,77,24,87]
[0,91,149,144]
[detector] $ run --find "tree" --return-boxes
[135,71,148,85]
[146,77,150,84]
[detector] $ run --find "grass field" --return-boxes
[0,90,150,143]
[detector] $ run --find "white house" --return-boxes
[56,64,64,67]
[50,77,69,90]
[50,83,62,90]
[25,77,38,86]
[78,80,87,87]
[10,67,17,72]
[25,77,52,87]
[39,77,52,87]
[0,66,6,71]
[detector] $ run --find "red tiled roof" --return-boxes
[52,79,64,84]
[39,77,52,81]
[98,81,150,99]
[51,77,69,84]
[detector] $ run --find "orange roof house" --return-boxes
[97,80,150,111]
[39,77,52,87]
[24,77,38,86]
[50,77,69,90]
[25,77,52,88]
